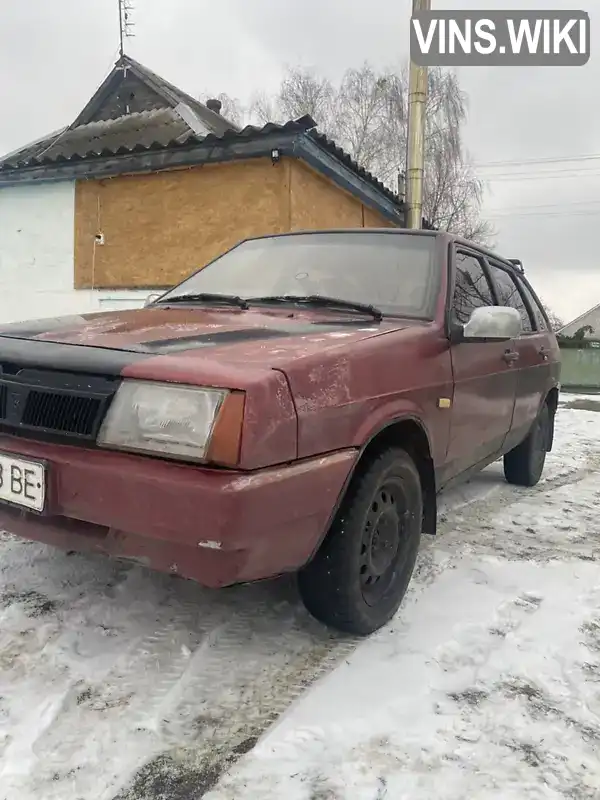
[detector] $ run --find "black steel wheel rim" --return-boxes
[359,477,411,607]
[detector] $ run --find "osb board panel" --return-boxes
[74,159,284,289]
[363,205,397,228]
[289,161,363,230]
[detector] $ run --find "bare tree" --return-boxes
[248,91,280,126]
[206,62,492,243]
[545,307,564,332]
[276,68,339,134]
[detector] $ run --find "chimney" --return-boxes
[206,98,222,115]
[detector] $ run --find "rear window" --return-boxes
[160,232,440,318]
[518,278,549,331]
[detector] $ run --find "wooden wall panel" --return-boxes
[290,161,363,230]
[74,156,400,290]
[363,205,397,228]
[74,159,284,289]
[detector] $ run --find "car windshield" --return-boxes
[159,232,439,318]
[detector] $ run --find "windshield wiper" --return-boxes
[155,293,249,309]
[247,295,383,321]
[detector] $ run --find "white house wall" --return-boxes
[0,182,150,325]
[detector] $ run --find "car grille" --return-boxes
[22,391,102,436]
[0,365,119,443]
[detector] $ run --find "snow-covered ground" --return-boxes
[1,395,599,800]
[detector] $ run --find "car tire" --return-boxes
[503,402,550,487]
[298,448,423,636]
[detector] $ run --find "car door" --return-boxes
[443,249,518,483]
[485,260,555,450]
[518,273,561,394]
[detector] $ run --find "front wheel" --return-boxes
[298,448,423,636]
[504,403,550,487]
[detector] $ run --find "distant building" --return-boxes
[558,302,600,340]
[0,55,404,323]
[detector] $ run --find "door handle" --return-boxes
[503,349,519,364]
[539,347,549,361]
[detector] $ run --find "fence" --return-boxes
[559,345,600,393]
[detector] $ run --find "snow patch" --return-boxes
[0,404,598,799]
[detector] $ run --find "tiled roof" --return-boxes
[0,53,237,170]
[0,114,402,207]
[3,109,194,167]
[106,56,237,138]
[0,54,405,214]
[0,115,305,168]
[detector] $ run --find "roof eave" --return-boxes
[0,127,405,226]
[0,131,301,185]
[294,134,403,225]
[0,127,68,165]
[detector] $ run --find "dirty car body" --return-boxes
[0,230,560,634]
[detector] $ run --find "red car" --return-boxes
[0,230,560,635]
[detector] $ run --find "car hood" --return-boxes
[0,307,415,368]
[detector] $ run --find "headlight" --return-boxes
[98,381,228,462]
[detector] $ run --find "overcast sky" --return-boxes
[1,0,597,322]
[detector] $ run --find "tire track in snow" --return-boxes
[112,548,470,798]
[438,452,600,532]
[21,569,235,789]
[112,455,600,799]
[436,456,600,564]
[111,596,359,800]
[108,544,464,791]
[1,420,598,800]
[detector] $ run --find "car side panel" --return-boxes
[443,340,517,483]
[485,263,561,453]
[440,246,517,485]
[282,324,453,471]
[505,332,554,447]
[504,330,560,453]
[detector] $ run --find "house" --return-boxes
[0,55,406,324]
[558,302,600,340]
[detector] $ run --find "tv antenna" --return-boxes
[118,0,135,57]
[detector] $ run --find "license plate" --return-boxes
[0,452,46,512]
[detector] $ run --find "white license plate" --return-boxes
[0,452,46,512]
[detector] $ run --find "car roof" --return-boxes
[245,228,440,239]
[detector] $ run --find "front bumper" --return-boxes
[0,435,357,587]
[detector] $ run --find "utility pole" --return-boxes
[406,0,430,229]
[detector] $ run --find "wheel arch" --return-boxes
[358,417,437,536]
[308,416,437,566]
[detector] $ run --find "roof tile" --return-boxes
[0,54,404,211]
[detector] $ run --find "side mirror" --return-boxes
[457,306,522,343]
[144,292,163,308]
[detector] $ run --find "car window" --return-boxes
[159,232,440,319]
[517,278,549,332]
[487,262,533,333]
[452,251,495,325]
